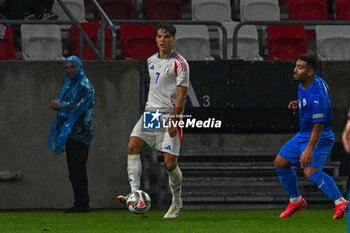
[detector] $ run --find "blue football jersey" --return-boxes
[297,75,334,139]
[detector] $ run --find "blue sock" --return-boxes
[275,167,300,198]
[308,170,343,202]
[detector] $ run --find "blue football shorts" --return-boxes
[278,133,334,169]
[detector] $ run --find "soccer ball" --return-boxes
[126,190,151,214]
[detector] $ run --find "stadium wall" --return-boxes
[0,61,139,209]
[0,61,349,209]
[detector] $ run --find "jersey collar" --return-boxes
[157,51,178,60]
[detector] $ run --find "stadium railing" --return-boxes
[0,0,228,60]
[0,0,106,60]
[89,0,117,59]
[232,20,350,60]
[92,0,229,59]
[109,19,228,60]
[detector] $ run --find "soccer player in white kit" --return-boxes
[118,23,189,218]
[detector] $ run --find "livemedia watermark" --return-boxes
[143,110,222,129]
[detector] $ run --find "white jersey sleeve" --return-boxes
[174,54,190,88]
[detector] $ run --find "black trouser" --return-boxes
[2,0,54,19]
[30,0,55,16]
[66,139,90,208]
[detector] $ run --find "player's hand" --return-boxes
[288,100,298,115]
[300,148,313,168]
[168,118,178,138]
[50,100,61,111]
[342,119,350,153]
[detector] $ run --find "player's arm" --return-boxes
[342,106,350,153]
[300,122,324,167]
[288,100,298,115]
[168,85,188,137]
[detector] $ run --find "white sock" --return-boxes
[290,195,302,204]
[335,197,346,205]
[127,154,142,192]
[168,166,182,205]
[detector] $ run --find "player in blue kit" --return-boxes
[274,54,348,219]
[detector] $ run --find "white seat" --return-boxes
[240,0,280,21]
[219,22,262,60]
[316,25,350,61]
[192,0,231,22]
[21,25,65,60]
[52,0,86,29]
[174,25,213,61]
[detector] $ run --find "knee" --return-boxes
[304,168,318,179]
[165,162,177,171]
[273,158,280,168]
[274,155,290,168]
[128,141,140,154]
[127,142,134,154]
[164,159,177,171]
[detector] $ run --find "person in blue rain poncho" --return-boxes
[48,56,95,213]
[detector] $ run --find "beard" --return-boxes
[294,73,308,82]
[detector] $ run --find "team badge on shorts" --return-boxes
[143,110,161,129]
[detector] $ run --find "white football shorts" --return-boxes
[130,115,181,156]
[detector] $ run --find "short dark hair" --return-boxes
[298,54,318,71]
[155,23,176,36]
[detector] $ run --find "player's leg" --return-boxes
[127,136,146,192]
[164,153,182,205]
[348,191,350,231]
[275,155,307,218]
[304,142,348,219]
[158,127,182,218]
[274,155,301,200]
[275,136,306,218]
[118,115,153,205]
[163,152,183,218]
[117,136,145,204]
[304,167,344,202]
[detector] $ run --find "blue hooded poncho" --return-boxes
[47,56,95,155]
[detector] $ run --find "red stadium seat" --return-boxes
[0,26,17,60]
[96,0,133,20]
[71,22,111,60]
[143,0,182,20]
[120,25,157,60]
[267,25,308,61]
[336,0,350,20]
[288,0,328,20]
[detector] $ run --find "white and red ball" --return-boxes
[126,190,151,214]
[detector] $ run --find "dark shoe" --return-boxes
[38,10,58,20]
[63,206,91,213]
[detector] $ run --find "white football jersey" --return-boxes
[145,51,190,113]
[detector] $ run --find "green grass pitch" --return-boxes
[0,209,346,233]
